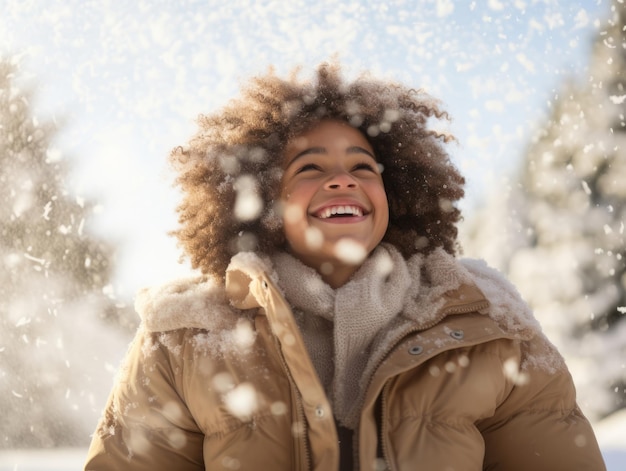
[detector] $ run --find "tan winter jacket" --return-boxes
[84,247,606,470]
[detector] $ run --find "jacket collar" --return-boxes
[225,247,541,339]
[226,245,491,328]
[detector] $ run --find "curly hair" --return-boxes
[170,63,465,279]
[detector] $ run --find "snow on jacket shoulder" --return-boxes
[84,273,298,471]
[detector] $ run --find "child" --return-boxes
[84,63,606,470]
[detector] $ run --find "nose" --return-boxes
[324,171,358,190]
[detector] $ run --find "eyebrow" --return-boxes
[287,145,376,167]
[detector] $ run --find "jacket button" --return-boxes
[408,345,423,355]
[315,405,325,418]
[450,329,464,340]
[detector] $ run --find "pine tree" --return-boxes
[0,58,133,448]
[505,1,626,420]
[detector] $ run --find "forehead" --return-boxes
[284,120,373,156]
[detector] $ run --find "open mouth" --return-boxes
[314,205,366,219]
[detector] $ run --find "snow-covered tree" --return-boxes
[501,1,626,420]
[0,58,133,448]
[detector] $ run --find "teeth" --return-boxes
[318,205,363,218]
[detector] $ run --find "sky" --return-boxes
[0,0,612,297]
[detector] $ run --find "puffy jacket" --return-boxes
[84,250,606,470]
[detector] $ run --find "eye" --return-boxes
[352,162,377,173]
[296,163,322,174]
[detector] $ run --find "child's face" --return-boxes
[281,120,389,285]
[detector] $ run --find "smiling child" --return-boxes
[281,120,389,287]
[84,63,605,471]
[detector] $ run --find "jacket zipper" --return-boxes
[379,381,392,471]
[368,300,489,470]
[270,331,312,471]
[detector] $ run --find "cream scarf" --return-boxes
[272,243,411,429]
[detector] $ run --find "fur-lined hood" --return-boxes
[135,246,541,340]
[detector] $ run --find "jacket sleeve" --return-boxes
[84,328,205,471]
[479,335,606,471]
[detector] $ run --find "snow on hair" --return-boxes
[170,62,465,279]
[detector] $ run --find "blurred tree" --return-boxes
[0,58,133,448]
[502,0,626,420]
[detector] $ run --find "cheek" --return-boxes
[281,190,309,229]
[284,181,314,208]
[372,187,390,233]
[371,183,389,214]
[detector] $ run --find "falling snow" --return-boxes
[0,0,624,468]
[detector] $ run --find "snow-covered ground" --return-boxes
[594,409,626,470]
[0,412,624,470]
[0,448,86,471]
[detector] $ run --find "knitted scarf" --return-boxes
[272,243,411,429]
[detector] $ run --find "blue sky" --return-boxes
[0,0,611,295]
